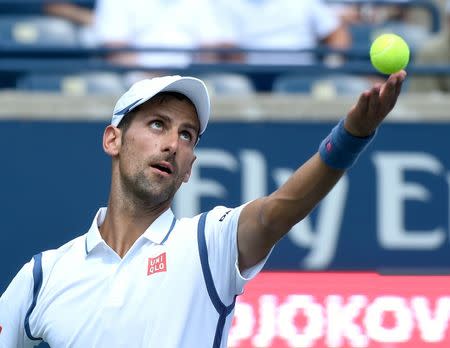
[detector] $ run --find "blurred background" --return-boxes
[0,0,449,347]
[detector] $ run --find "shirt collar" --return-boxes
[142,208,177,245]
[85,207,107,255]
[85,207,177,255]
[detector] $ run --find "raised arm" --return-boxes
[237,71,406,270]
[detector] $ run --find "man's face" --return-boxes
[116,95,199,206]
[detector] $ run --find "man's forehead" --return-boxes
[140,94,200,128]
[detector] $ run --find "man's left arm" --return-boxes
[237,71,406,271]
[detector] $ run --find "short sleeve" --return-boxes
[0,261,34,348]
[187,0,237,44]
[204,204,271,306]
[93,0,133,43]
[309,0,340,40]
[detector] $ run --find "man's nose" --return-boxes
[161,130,179,154]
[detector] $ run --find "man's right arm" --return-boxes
[236,71,406,271]
[0,261,34,348]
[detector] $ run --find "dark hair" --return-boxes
[117,91,196,135]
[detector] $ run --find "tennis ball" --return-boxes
[370,33,410,74]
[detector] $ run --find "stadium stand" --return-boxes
[272,73,372,97]
[0,15,80,46]
[198,72,256,96]
[16,71,126,95]
[0,0,446,94]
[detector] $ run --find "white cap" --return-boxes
[112,75,210,135]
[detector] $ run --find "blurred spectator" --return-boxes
[331,2,431,26]
[43,2,96,47]
[330,3,363,25]
[93,0,237,69]
[369,3,432,52]
[44,2,93,26]
[408,1,450,93]
[219,0,352,66]
[436,0,450,23]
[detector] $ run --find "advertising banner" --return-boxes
[229,272,450,348]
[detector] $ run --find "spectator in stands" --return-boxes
[408,1,450,93]
[369,4,432,52]
[93,0,237,70]
[43,2,96,47]
[331,1,434,51]
[44,2,93,26]
[330,3,363,25]
[219,0,352,66]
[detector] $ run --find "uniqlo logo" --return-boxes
[147,252,167,276]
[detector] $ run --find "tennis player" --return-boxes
[0,72,405,348]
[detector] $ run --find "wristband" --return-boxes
[319,119,376,170]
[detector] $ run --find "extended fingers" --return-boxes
[393,70,406,99]
[350,84,381,120]
[353,91,370,115]
[347,72,406,130]
[381,75,397,99]
[367,84,381,116]
[381,70,406,101]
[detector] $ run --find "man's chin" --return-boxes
[143,186,176,205]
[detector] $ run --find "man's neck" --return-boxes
[99,198,170,258]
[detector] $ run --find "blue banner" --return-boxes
[1,120,449,292]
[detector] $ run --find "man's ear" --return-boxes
[103,125,122,156]
[183,155,197,183]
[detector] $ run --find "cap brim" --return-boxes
[112,76,210,135]
[158,77,210,135]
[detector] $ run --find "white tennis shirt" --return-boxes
[0,205,269,348]
[221,0,340,65]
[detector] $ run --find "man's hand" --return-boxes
[344,70,406,137]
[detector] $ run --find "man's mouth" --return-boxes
[151,162,173,175]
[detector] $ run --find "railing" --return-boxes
[0,46,448,76]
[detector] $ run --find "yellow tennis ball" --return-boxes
[370,33,410,74]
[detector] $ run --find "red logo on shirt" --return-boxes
[147,252,167,276]
[0,324,3,334]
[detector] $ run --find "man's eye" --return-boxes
[150,120,163,129]
[180,131,192,142]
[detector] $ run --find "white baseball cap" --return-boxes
[112,75,210,135]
